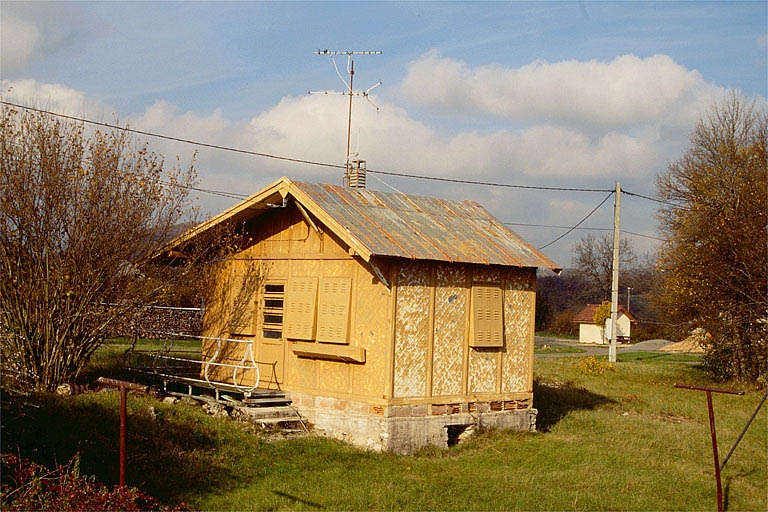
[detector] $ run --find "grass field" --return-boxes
[2,340,766,511]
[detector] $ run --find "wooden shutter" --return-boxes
[284,277,318,340]
[471,284,503,347]
[316,277,352,344]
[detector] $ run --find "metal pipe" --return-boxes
[674,383,745,512]
[119,386,127,486]
[96,377,148,486]
[721,388,768,471]
[705,390,723,512]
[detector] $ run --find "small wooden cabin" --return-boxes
[161,177,560,452]
[573,303,637,344]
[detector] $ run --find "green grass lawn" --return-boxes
[2,342,766,511]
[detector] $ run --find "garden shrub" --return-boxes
[576,356,615,376]
[0,453,186,511]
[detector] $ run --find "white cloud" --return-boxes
[0,16,40,75]
[1,56,739,265]
[400,52,722,132]
[1,79,106,118]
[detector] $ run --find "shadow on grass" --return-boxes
[533,379,617,432]
[0,388,238,507]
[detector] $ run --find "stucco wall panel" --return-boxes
[394,262,431,398]
[432,265,467,397]
[468,349,498,393]
[502,291,534,392]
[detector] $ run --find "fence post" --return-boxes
[96,377,148,486]
[674,383,745,512]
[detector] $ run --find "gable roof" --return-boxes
[573,303,638,324]
[160,177,561,271]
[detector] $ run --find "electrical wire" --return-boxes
[537,192,615,250]
[0,100,346,172]
[506,222,664,242]
[1,100,615,194]
[622,189,676,206]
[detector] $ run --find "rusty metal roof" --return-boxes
[290,180,560,271]
[159,177,561,272]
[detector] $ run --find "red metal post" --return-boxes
[705,390,723,512]
[119,386,127,486]
[96,377,148,487]
[674,383,744,512]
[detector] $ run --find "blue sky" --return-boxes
[2,1,766,267]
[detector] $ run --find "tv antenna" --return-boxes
[309,49,382,187]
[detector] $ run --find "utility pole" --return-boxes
[311,50,382,186]
[609,182,621,363]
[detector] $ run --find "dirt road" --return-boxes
[534,337,674,357]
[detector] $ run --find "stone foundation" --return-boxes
[288,392,537,454]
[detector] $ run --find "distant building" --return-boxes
[573,303,637,344]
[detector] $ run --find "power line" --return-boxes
[1,100,615,194]
[1,100,345,172]
[622,189,676,206]
[505,222,664,242]
[366,168,612,192]
[537,192,615,250]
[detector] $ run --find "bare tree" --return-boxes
[656,92,767,382]
[0,104,197,391]
[572,233,636,301]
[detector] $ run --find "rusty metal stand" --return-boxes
[96,377,148,486]
[674,383,745,512]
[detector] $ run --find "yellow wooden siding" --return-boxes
[350,263,392,399]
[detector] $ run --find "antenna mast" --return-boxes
[311,49,382,187]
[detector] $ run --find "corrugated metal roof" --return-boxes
[158,177,561,272]
[290,180,560,271]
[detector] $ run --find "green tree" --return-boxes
[0,104,197,391]
[656,92,767,382]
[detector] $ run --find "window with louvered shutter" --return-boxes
[316,277,351,344]
[262,282,285,339]
[471,283,504,347]
[284,277,318,340]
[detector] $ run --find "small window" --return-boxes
[470,283,504,348]
[262,282,285,339]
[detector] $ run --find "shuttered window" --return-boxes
[470,283,504,347]
[262,282,285,339]
[284,277,318,340]
[316,277,352,344]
